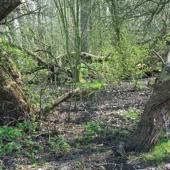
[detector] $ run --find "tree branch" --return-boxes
[44,88,81,113]
[151,49,165,65]
[0,0,22,22]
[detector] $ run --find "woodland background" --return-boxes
[0,0,170,169]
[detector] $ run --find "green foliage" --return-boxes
[17,120,38,134]
[26,85,41,109]
[74,81,107,101]
[113,110,140,125]
[131,79,149,90]
[77,80,106,89]
[0,121,43,158]
[0,0,169,168]
[142,139,170,164]
[48,135,71,153]
[72,120,104,149]
[0,126,22,156]
[73,120,117,146]
[97,29,150,83]
[86,121,102,136]
[0,41,38,73]
[124,110,140,123]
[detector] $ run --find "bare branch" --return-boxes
[44,88,81,112]
[151,50,165,65]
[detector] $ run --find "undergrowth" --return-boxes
[0,109,169,169]
[142,138,170,164]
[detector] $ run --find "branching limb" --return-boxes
[151,49,165,65]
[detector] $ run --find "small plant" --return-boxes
[72,121,103,149]
[86,121,101,136]
[17,120,38,134]
[75,160,86,169]
[131,79,148,90]
[124,110,140,123]
[142,139,170,164]
[0,120,44,160]
[49,135,71,153]
[76,80,106,92]
[0,126,23,156]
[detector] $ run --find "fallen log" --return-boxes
[43,88,81,113]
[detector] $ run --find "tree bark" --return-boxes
[0,0,30,124]
[80,1,90,52]
[0,0,21,22]
[0,51,30,124]
[126,51,170,152]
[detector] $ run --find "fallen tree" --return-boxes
[0,49,82,124]
[56,51,112,64]
[2,41,110,83]
[0,40,30,125]
[0,0,32,124]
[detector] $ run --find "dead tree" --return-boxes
[0,40,30,125]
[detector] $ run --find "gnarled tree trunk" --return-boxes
[126,50,170,152]
[0,0,30,124]
[0,51,30,124]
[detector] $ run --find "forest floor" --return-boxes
[1,78,170,170]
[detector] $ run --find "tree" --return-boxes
[125,0,170,152]
[80,0,91,52]
[54,0,82,83]
[1,0,170,153]
[126,50,170,152]
[0,0,31,124]
[0,0,84,124]
[0,0,21,22]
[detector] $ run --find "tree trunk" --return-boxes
[0,0,30,124]
[80,1,90,52]
[0,0,21,21]
[126,51,170,152]
[0,51,30,124]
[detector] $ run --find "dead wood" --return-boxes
[46,88,81,112]
[3,42,110,83]
[57,52,111,64]
[0,50,30,124]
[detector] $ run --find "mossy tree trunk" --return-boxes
[0,0,30,124]
[0,51,30,124]
[126,50,170,152]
